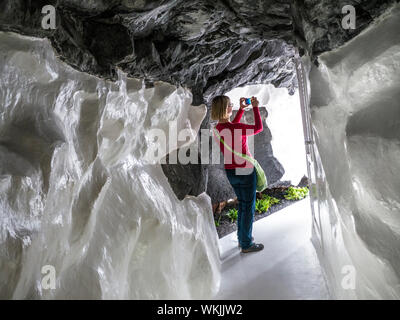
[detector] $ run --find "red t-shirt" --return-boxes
[214,107,263,169]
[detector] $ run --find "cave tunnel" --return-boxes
[0,0,400,301]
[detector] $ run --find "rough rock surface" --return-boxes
[0,31,220,299]
[0,0,395,201]
[161,151,208,200]
[307,4,400,298]
[0,0,298,105]
[1,1,399,300]
[207,163,236,206]
[0,0,395,104]
[292,0,398,59]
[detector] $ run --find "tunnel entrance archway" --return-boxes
[224,83,308,188]
[209,78,311,238]
[210,56,324,243]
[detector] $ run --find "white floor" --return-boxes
[213,198,331,300]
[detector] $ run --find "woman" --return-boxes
[211,95,264,253]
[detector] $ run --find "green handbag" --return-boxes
[213,128,268,192]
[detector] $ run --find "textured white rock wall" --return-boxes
[309,4,400,299]
[0,31,220,299]
[226,84,307,185]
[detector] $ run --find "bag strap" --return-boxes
[213,127,256,165]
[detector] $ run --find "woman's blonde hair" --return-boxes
[211,95,231,121]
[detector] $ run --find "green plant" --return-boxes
[284,186,309,200]
[255,194,280,213]
[215,214,222,227]
[226,208,238,223]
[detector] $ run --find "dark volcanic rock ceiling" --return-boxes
[0,0,396,105]
[0,0,397,200]
[291,0,398,57]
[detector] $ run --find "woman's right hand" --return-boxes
[251,96,259,108]
[239,97,247,110]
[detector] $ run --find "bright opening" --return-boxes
[225,84,307,186]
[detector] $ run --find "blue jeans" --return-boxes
[225,167,256,249]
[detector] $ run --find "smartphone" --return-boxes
[245,98,251,105]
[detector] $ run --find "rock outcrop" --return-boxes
[0,31,220,299]
[0,0,394,200]
[1,2,399,300]
[1,0,395,103]
[307,4,400,298]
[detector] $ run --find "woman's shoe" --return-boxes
[238,237,254,248]
[241,243,264,253]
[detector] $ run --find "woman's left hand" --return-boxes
[251,96,259,108]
